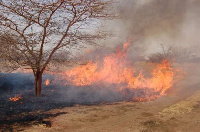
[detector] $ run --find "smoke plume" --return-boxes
[106,0,200,55]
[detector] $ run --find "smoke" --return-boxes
[105,0,200,55]
[0,73,153,108]
[102,0,200,99]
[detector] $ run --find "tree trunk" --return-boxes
[34,71,43,96]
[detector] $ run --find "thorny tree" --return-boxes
[0,0,114,96]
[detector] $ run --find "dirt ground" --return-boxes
[20,63,200,132]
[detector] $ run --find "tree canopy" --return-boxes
[0,0,114,96]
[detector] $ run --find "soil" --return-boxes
[21,63,200,132]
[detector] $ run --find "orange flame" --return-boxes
[9,96,21,102]
[57,41,183,101]
[45,79,50,86]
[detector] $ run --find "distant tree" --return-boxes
[0,0,114,96]
[148,44,192,63]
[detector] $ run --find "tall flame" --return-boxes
[57,41,182,101]
[12,41,182,101]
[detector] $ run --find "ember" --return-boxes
[9,96,21,102]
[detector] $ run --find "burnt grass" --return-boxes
[0,73,67,131]
[0,73,159,131]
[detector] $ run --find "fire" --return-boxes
[45,79,50,86]
[55,41,183,101]
[123,42,129,51]
[9,96,21,102]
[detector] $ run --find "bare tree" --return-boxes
[0,0,114,96]
[148,44,192,63]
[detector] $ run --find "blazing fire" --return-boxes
[9,96,21,102]
[12,41,183,101]
[56,41,183,101]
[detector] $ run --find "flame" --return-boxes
[45,79,50,86]
[11,41,182,101]
[9,96,21,102]
[123,42,129,51]
[55,42,183,101]
[57,41,183,101]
